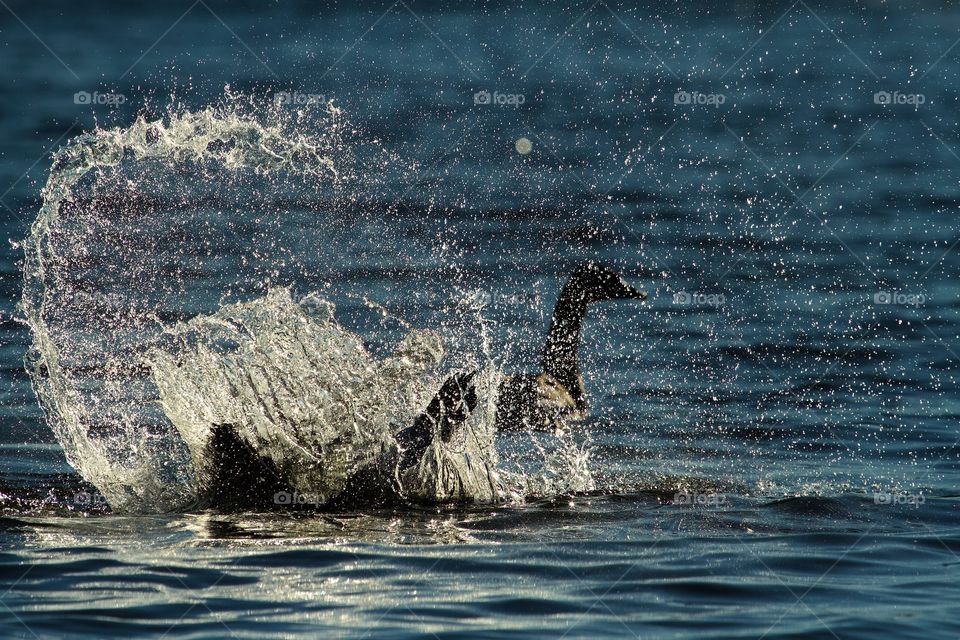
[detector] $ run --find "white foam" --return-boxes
[20,97,594,512]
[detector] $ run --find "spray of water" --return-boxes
[20,95,593,513]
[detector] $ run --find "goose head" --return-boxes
[568,262,647,305]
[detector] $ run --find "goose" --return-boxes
[494,262,647,432]
[197,263,645,509]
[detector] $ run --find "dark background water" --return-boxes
[1,1,960,638]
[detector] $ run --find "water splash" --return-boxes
[148,287,441,503]
[20,95,594,513]
[20,96,353,512]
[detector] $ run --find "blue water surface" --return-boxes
[1,1,959,638]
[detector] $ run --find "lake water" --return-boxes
[1,1,959,638]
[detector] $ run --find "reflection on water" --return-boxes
[2,494,959,638]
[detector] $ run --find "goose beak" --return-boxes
[615,280,647,300]
[627,285,647,300]
[604,277,647,302]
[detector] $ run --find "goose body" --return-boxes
[494,372,583,432]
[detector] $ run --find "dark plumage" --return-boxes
[495,262,647,432]
[199,423,295,510]
[395,370,478,472]
[201,370,480,510]
[199,262,644,509]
